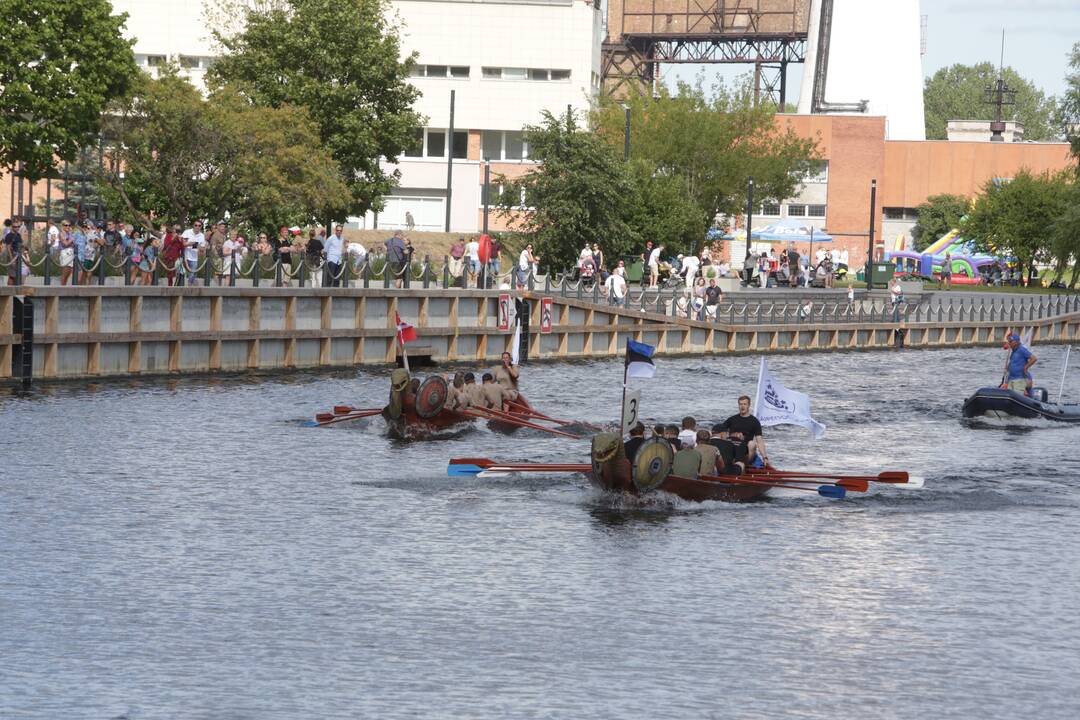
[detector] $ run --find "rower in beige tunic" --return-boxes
[446,373,469,412]
[494,352,520,402]
[481,373,508,410]
[464,372,486,408]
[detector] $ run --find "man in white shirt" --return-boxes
[181,220,205,285]
[47,220,60,251]
[681,252,700,287]
[324,223,346,287]
[605,269,627,305]
[647,244,664,288]
[465,236,481,287]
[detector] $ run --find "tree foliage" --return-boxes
[99,70,350,231]
[923,63,1059,141]
[1059,42,1080,159]
[592,78,819,230]
[207,0,422,218]
[911,193,969,251]
[496,112,639,268]
[963,170,1070,283]
[0,0,139,180]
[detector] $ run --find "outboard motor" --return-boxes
[1032,387,1049,403]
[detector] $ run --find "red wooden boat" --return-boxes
[486,394,535,434]
[588,434,769,503]
[383,370,473,440]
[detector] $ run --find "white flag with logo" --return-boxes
[753,357,826,439]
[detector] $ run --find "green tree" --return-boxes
[98,71,350,231]
[963,170,1069,283]
[207,0,422,219]
[1059,42,1080,159]
[911,193,969,251]
[1049,180,1080,288]
[0,0,139,180]
[496,112,639,269]
[923,63,1059,141]
[592,78,819,232]
[625,160,704,254]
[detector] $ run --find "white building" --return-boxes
[111,0,604,234]
[372,0,603,232]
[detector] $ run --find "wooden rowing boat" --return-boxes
[588,433,769,503]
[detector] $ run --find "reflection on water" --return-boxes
[2,346,1080,719]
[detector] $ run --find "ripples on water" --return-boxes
[2,347,1080,719]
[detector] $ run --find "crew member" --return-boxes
[722,395,768,466]
[494,351,520,401]
[446,373,469,412]
[677,417,698,448]
[695,429,719,476]
[709,424,743,476]
[624,422,646,461]
[463,372,486,408]
[1002,333,1037,396]
[480,373,507,410]
[663,425,682,451]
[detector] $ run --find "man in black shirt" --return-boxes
[787,249,800,287]
[704,278,721,306]
[721,395,768,466]
[708,423,742,475]
[623,422,646,462]
[3,216,25,285]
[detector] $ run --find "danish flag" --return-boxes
[395,312,417,344]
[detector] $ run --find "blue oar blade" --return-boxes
[817,484,846,499]
[447,464,485,477]
[301,420,321,428]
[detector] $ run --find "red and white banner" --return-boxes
[497,293,511,331]
[395,311,417,344]
[540,297,553,334]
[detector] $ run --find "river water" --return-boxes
[3,346,1080,719]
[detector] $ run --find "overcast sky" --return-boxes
[661,0,1079,99]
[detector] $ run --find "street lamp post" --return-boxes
[866,178,877,290]
[623,104,631,161]
[744,176,755,262]
[482,159,490,235]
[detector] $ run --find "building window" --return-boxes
[807,204,826,218]
[426,130,446,158]
[146,55,167,67]
[411,65,471,79]
[786,204,807,217]
[481,67,570,82]
[804,161,829,184]
[884,207,905,220]
[404,128,423,158]
[760,203,780,216]
[179,55,201,69]
[480,130,529,161]
[504,131,525,160]
[451,130,468,160]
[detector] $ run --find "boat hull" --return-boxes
[962,387,1080,423]
[486,395,535,434]
[385,407,473,440]
[588,454,769,503]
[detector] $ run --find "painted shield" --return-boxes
[415,375,449,419]
[632,438,673,492]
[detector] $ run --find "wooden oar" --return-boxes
[462,407,583,440]
[713,474,848,498]
[752,476,869,492]
[303,407,384,427]
[510,406,605,432]
[748,469,910,484]
[448,458,590,477]
[681,473,847,499]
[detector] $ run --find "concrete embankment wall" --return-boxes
[1,286,1078,382]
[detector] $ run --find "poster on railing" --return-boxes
[497,293,511,331]
[540,298,553,334]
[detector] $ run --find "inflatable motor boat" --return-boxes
[962,387,1080,424]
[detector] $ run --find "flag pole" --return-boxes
[620,341,629,434]
[754,356,765,415]
[1058,345,1071,404]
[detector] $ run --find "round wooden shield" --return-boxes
[415,376,448,419]
[632,438,673,492]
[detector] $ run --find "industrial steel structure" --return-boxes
[601,0,810,106]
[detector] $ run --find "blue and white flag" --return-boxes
[753,357,826,439]
[625,340,656,378]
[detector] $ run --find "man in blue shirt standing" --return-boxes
[1002,333,1037,396]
